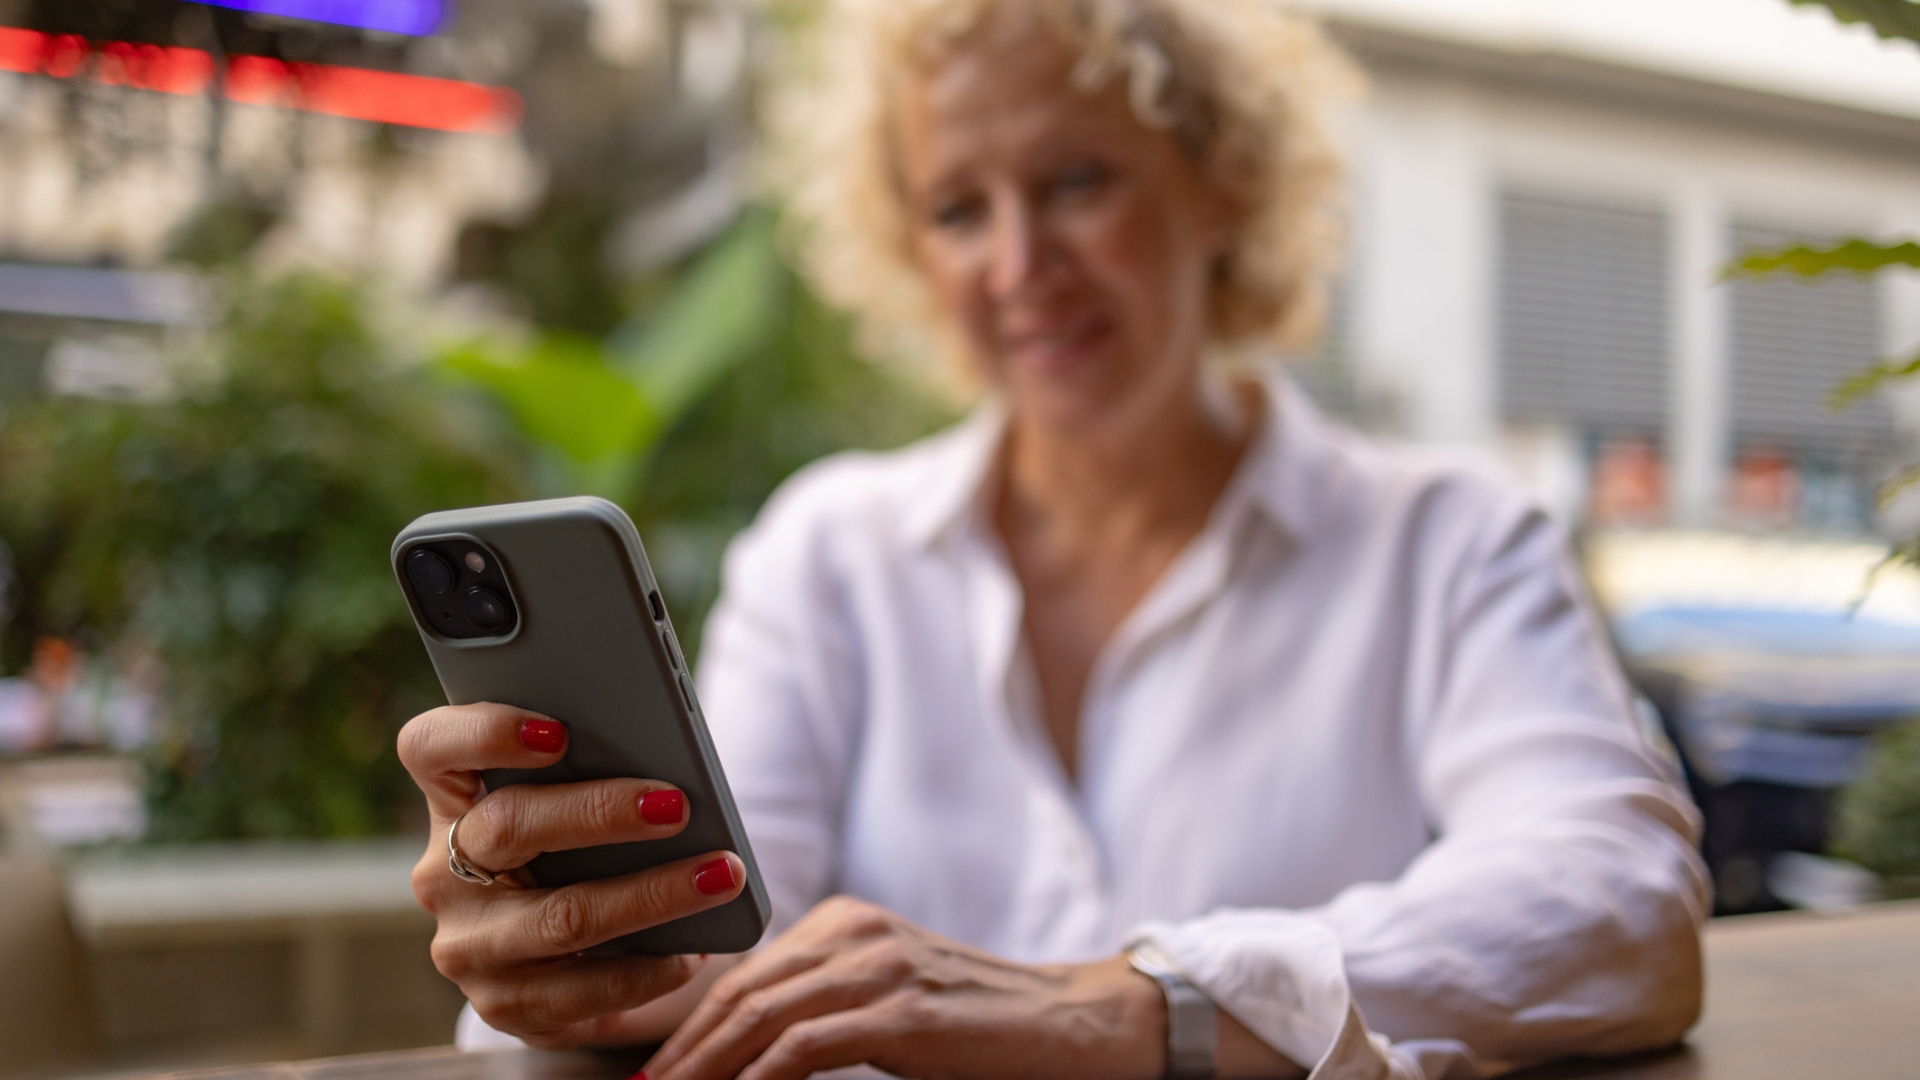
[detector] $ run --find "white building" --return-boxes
[4,0,1917,533]
[1298,0,1920,533]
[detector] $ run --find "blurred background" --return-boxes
[0,0,1916,1075]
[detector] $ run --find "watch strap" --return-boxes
[1127,942,1218,1080]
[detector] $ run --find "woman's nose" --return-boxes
[985,199,1043,298]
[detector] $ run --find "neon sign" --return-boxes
[189,1,449,37]
[0,27,519,134]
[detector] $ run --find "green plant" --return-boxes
[1789,0,1920,41]
[0,272,524,840]
[441,209,791,502]
[631,245,958,656]
[443,206,958,655]
[1834,721,1920,897]
[1745,0,1920,891]
[1737,1,1920,565]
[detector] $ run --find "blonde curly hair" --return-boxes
[766,0,1361,377]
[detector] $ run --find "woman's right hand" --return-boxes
[398,702,748,1049]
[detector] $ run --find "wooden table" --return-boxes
[131,901,1920,1080]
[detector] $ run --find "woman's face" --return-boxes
[893,26,1232,436]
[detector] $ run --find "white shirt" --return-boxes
[692,371,1709,1079]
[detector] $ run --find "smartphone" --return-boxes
[392,496,770,955]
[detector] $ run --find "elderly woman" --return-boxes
[400,1,1708,1078]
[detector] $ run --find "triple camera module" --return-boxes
[403,539,519,640]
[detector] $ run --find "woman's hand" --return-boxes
[641,896,1167,1080]
[399,702,748,1049]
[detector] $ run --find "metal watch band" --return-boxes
[1127,943,1218,1080]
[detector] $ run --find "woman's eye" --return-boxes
[1052,163,1113,198]
[930,197,985,231]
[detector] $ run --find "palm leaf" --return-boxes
[1830,350,1920,410]
[1791,0,1920,44]
[1728,238,1920,277]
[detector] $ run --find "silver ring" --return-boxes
[447,810,498,886]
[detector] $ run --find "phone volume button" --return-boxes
[676,672,695,711]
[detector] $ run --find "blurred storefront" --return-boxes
[1294,0,1920,535]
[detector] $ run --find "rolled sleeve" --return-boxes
[1131,499,1707,1079]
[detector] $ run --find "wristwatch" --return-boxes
[1126,941,1218,1080]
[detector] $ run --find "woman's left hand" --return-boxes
[642,895,1165,1080]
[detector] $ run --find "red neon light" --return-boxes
[0,26,520,135]
[96,40,217,94]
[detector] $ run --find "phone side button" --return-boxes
[664,631,685,670]
[677,672,696,711]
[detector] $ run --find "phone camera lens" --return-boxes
[407,549,455,597]
[463,586,511,632]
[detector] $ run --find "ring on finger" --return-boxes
[448,810,500,886]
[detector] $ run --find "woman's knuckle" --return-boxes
[710,967,753,1008]
[845,902,890,935]
[532,890,594,952]
[821,894,865,919]
[885,991,938,1029]
[600,960,655,1006]
[509,986,571,1034]
[395,717,432,770]
[863,937,912,975]
[411,861,444,908]
[429,928,485,982]
[735,989,780,1029]
[578,783,630,833]
[467,984,522,1030]
[628,866,683,922]
[772,1019,832,1062]
[520,1029,575,1052]
[472,793,524,860]
[427,937,464,981]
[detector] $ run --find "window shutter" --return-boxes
[1497,192,1670,436]
[1729,223,1891,467]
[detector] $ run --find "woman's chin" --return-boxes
[1004,367,1144,438]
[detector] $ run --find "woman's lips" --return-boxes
[1002,313,1112,372]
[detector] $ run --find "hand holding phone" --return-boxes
[397,700,745,1047]
[391,498,772,1045]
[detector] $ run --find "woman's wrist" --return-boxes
[1049,955,1175,1080]
[1072,953,1307,1080]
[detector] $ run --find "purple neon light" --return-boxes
[191,0,448,37]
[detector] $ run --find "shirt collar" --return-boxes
[899,367,1343,553]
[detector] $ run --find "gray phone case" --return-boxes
[392,497,770,955]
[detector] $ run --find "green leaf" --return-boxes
[1791,0,1920,45]
[441,334,660,465]
[609,210,788,424]
[1727,238,1920,278]
[1878,463,1920,509]
[1829,349,1920,410]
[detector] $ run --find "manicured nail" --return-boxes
[626,1071,647,1080]
[519,718,566,754]
[693,857,737,895]
[640,789,686,825]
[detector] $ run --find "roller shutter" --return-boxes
[1497,191,1670,436]
[1729,223,1892,467]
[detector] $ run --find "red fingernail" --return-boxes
[626,1072,647,1080]
[519,719,566,754]
[693,857,737,895]
[640,789,686,825]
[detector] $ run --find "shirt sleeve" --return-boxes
[695,465,869,940]
[1132,490,1710,1079]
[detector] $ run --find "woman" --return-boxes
[400,2,1708,1077]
